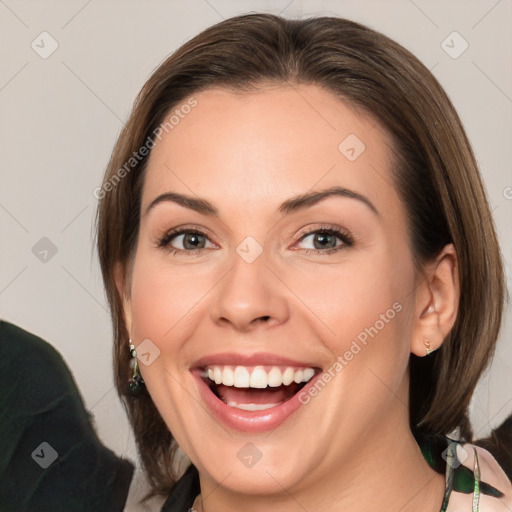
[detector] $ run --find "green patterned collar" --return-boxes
[417,433,503,512]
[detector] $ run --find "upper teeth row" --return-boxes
[205,365,316,388]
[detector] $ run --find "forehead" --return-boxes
[141,84,398,218]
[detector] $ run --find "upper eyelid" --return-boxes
[293,227,353,249]
[294,224,350,238]
[161,225,218,245]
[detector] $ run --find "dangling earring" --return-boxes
[128,340,145,391]
[424,338,433,356]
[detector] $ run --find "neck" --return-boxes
[194,416,445,512]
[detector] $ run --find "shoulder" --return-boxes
[0,319,64,368]
[446,441,512,511]
[0,319,80,407]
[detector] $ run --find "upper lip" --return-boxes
[190,352,321,370]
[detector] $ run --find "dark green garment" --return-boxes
[0,321,134,512]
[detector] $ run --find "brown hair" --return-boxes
[95,13,505,497]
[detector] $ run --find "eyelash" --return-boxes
[156,224,354,257]
[296,225,354,255]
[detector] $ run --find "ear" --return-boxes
[411,243,460,357]
[114,261,133,337]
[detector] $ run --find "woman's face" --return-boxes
[122,84,424,494]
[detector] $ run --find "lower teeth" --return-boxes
[226,401,283,411]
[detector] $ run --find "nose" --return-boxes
[209,247,289,333]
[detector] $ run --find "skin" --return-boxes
[117,84,459,512]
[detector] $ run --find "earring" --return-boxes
[128,340,145,391]
[424,338,433,356]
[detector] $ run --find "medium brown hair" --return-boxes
[96,13,505,497]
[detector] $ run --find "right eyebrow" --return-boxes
[144,192,217,217]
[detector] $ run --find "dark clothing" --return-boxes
[0,321,134,512]
[160,464,200,512]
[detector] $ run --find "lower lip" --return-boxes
[192,371,320,433]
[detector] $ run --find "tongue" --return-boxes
[215,383,300,405]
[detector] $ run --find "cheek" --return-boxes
[282,247,415,357]
[129,248,214,342]
[303,252,416,423]
[127,250,209,438]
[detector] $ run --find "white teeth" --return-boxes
[213,366,223,385]
[227,401,281,411]
[222,366,234,386]
[267,366,282,387]
[303,368,315,381]
[282,367,295,386]
[249,366,268,388]
[233,366,250,388]
[205,364,316,388]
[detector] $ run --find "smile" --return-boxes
[191,354,322,432]
[204,365,316,411]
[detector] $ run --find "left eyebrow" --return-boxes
[143,185,379,217]
[277,186,379,217]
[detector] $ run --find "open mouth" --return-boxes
[200,365,320,411]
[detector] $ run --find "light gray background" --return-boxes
[1,0,511,470]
